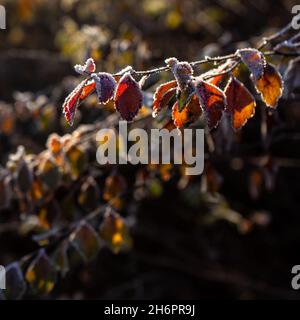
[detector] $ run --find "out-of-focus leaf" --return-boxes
[15,160,33,194]
[25,249,57,295]
[103,174,127,209]
[37,156,62,190]
[100,209,132,254]
[5,262,26,300]
[78,177,101,211]
[283,57,300,98]
[52,241,69,277]
[65,144,88,179]
[69,221,101,262]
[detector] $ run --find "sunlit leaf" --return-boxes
[254,63,283,108]
[172,94,202,128]
[114,72,143,121]
[194,78,226,130]
[63,79,96,126]
[69,221,101,262]
[25,249,57,295]
[225,77,256,130]
[152,80,177,117]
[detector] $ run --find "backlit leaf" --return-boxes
[63,79,96,126]
[224,77,256,130]
[194,79,226,130]
[172,94,202,128]
[152,80,177,117]
[254,63,283,108]
[114,72,143,121]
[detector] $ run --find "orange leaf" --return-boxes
[194,79,226,130]
[254,63,283,108]
[172,94,202,128]
[153,80,177,116]
[225,77,256,130]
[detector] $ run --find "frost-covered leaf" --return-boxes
[172,94,202,128]
[225,77,256,130]
[238,48,266,81]
[194,78,226,130]
[114,72,143,121]
[93,72,117,104]
[152,80,177,117]
[254,63,283,108]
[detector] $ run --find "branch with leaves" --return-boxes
[62,21,300,131]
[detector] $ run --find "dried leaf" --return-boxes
[225,77,256,130]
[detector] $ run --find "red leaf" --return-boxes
[224,77,256,130]
[238,48,266,81]
[172,94,202,128]
[194,79,226,130]
[63,80,96,126]
[153,80,177,117]
[114,72,143,121]
[153,80,177,116]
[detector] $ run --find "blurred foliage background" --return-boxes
[0,0,300,300]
